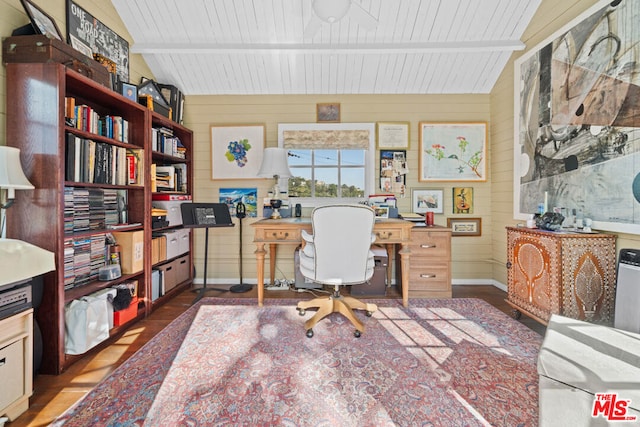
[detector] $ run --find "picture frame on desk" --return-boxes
[19,0,63,40]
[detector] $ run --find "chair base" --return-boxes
[296,294,378,334]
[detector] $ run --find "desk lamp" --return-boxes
[257,148,292,219]
[0,146,34,238]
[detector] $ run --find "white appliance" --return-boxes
[614,248,640,333]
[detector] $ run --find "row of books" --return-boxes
[63,233,107,289]
[152,127,186,158]
[65,133,144,186]
[64,187,125,234]
[65,97,129,142]
[151,163,188,193]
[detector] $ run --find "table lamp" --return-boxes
[0,146,34,238]
[257,148,292,219]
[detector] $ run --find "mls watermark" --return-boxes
[592,393,637,422]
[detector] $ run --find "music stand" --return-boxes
[181,203,234,303]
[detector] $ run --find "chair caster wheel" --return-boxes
[354,330,361,338]
[306,329,314,338]
[298,308,305,316]
[365,311,373,317]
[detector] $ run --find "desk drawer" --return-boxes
[408,262,450,292]
[410,232,450,259]
[254,227,307,243]
[374,225,409,243]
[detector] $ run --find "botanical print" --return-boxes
[211,124,265,180]
[420,122,487,181]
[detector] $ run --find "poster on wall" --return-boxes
[514,0,640,234]
[219,188,258,218]
[66,0,130,83]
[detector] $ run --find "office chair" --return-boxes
[296,204,378,338]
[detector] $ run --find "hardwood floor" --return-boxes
[10,284,546,426]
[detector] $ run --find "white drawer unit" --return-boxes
[0,309,33,421]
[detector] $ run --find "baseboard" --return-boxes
[452,279,507,292]
[193,277,508,292]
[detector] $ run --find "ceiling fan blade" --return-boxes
[348,3,378,30]
[304,15,323,39]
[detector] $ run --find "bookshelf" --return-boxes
[5,63,193,374]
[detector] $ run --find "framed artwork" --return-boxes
[120,82,137,101]
[412,189,444,214]
[447,218,482,236]
[419,122,487,182]
[377,122,410,149]
[19,0,63,40]
[452,187,473,214]
[374,206,389,219]
[380,150,408,194]
[66,0,130,82]
[211,124,265,180]
[219,188,258,218]
[316,103,340,122]
[513,0,640,235]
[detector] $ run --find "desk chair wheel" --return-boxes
[306,329,314,338]
[354,330,361,338]
[366,311,373,317]
[298,308,306,316]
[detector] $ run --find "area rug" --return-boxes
[53,298,543,426]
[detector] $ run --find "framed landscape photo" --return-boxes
[316,103,340,122]
[447,217,482,236]
[419,122,487,182]
[377,121,410,149]
[412,188,444,214]
[211,124,265,180]
[20,0,63,40]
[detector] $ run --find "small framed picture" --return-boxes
[447,217,482,236]
[121,82,137,101]
[377,122,410,149]
[453,187,473,214]
[374,206,389,219]
[316,103,340,122]
[412,188,444,214]
[19,0,63,40]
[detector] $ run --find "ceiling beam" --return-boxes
[132,40,525,55]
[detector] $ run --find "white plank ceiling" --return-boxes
[110,0,541,95]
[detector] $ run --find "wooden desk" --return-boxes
[251,218,414,307]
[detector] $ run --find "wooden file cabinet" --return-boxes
[0,309,33,421]
[399,225,452,298]
[506,227,617,325]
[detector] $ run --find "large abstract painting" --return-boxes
[514,0,640,234]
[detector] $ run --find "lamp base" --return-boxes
[270,209,282,219]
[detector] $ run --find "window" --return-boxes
[278,123,375,205]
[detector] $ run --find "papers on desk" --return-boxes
[399,212,425,222]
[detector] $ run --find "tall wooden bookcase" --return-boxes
[5,63,193,374]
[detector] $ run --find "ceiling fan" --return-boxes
[304,0,378,39]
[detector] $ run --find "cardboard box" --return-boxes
[174,254,191,285]
[156,261,177,294]
[151,235,167,265]
[113,296,138,327]
[111,231,144,274]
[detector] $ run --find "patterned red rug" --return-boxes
[53,298,542,426]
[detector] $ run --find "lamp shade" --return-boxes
[257,148,292,179]
[0,146,34,197]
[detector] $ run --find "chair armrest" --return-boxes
[301,229,314,243]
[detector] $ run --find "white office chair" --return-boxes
[296,204,378,338]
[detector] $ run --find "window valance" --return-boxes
[283,129,370,149]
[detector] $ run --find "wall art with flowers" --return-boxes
[419,122,487,182]
[210,124,265,180]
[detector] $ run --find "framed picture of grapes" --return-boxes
[210,124,266,180]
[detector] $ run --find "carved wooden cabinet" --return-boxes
[506,227,617,325]
[400,225,452,298]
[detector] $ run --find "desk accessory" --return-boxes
[0,146,34,238]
